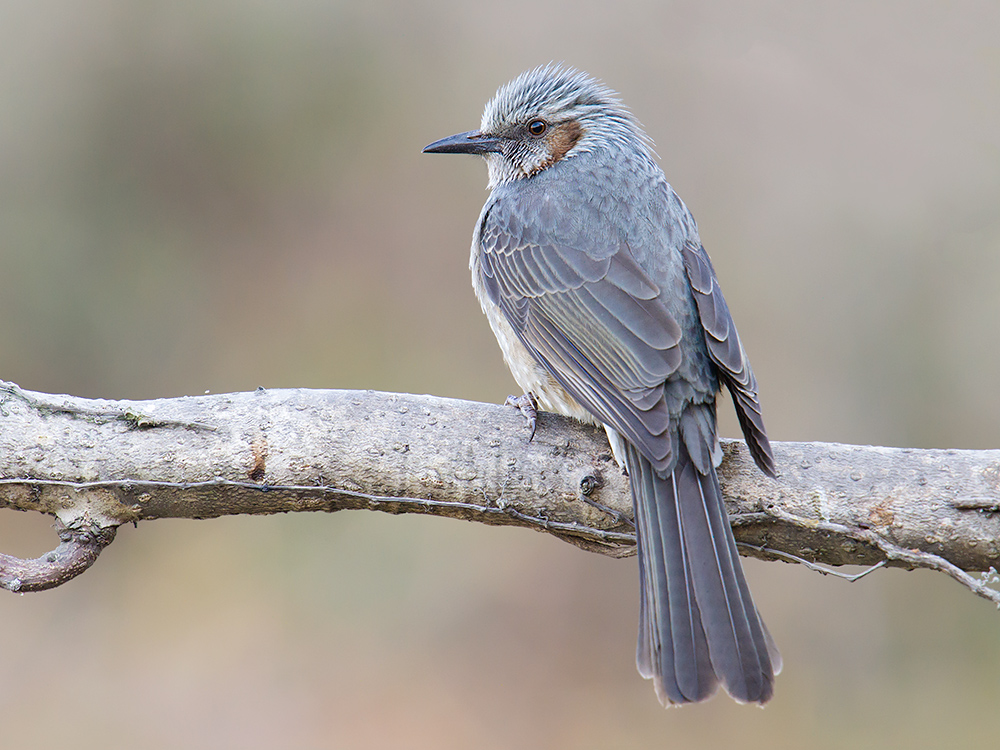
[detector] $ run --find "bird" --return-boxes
[423,64,780,705]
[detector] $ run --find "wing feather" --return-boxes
[680,242,776,477]
[479,197,682,472]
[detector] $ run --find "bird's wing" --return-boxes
[681,241,775,477]
[479,194,683,472]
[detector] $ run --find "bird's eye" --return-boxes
[527,119,547,137]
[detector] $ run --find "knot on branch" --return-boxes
[0,518,117,593]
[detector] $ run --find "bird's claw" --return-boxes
[504,392,538,441]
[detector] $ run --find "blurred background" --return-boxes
[1,1,999,747]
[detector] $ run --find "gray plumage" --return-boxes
[424,64,780,705]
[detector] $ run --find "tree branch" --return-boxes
[1,381,999,603]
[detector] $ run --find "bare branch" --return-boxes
[1,381,999,603]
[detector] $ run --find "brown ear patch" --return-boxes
[548,120,583,162]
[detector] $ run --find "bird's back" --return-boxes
[477,141,720,431]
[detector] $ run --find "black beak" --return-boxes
[422,130,502,155]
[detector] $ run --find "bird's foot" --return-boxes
[504,392,538,441]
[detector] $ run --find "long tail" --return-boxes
[627,437,780,705]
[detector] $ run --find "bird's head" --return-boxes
[424,64,652,188]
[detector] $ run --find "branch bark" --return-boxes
[1,381,999,602]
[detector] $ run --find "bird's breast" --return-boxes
[486,298,600,426]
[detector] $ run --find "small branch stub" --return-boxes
[0,519,117,593]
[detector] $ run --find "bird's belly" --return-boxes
[482,298,600,426]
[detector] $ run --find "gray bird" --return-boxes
[424,64,780,705]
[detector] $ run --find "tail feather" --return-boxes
[628,439,777,705]
[633,450,715,702]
